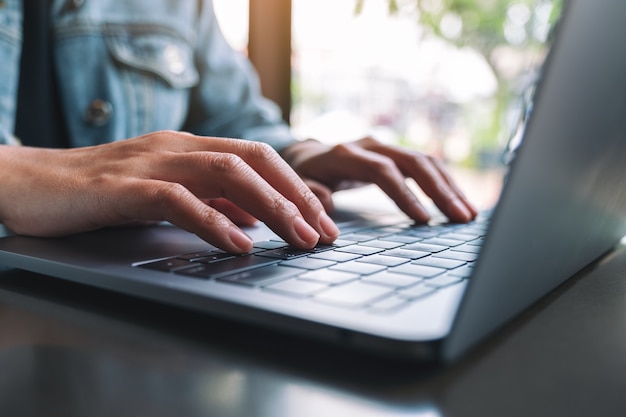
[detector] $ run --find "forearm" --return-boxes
[0,145,66,234]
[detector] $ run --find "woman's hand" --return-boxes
[280,137,478,223]
[0,131,340,253]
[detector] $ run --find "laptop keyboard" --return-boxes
[136,215,489,314]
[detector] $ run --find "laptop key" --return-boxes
[330,261,386,275]
[355,254,409,267]
[263,278,329,297]
[402,242,448,253]
[424,273,464,288]
[256,247,313,260]
[335,245,384,256]
[467,238,485,246]
[340,233,376,242]
[358,240,404,249]
[314,281,393,307]
[139,257,195,272]
[218,265,300,287]
[413,256,466,269]
[176,255,278,279]
[310,251,362,263]
[384,248,430,260]
[398,283,437,300]
[193,252,237,263]
[299,270,360,285]
[451,244,482,254]
[421,237,465,247]
[362,271,423,288]
[379,235,422,244]
[391,263,446,278]
[368,295,410,313]
[433,250,479,262]
[401,229,439,238]
[253,240,289,250]
[280,257,337,270]
[449,265,474,278]
[177,251,219,261]
[439,232,481,242]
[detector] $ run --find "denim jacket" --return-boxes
[0,0,295,150]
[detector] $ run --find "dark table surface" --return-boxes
[1,242,625,417]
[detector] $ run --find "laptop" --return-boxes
[1,0,626,363]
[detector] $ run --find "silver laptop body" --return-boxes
[1,0,626,362]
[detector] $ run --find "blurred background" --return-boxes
[213,0,562,210]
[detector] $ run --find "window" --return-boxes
[213,0,560,209]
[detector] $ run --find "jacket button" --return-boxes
[67,0,85,10]
[164,45,186,76]
[84,99,113,126]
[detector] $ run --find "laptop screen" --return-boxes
[445,0,626,361]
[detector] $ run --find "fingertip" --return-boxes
[410,203,431,224]
[228,226,254,253]
[449,199,474,223]
[318,211,340,241]
[466,200,480,218]
[293,216,321,248]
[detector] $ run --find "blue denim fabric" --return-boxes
[0,0,295,150]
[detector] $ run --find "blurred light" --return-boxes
[504,21,528,45]
[507,3,531,26]
[533,1,555,42]
[212,0,249,51]
[421,0,444,14]
[440,12,463,40]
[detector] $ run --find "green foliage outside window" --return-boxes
[355,0,562,168]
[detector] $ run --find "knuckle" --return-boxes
[331,143,357,157]
[356,136,378,148]
[246,141,278,160]
[266,194,298,216]
[367,155,396,173]
[298,186,322,207]
[407,152,434,171]
[145,129,176,144]
[153,182,189,207]
[208,153,247,173]
[224,140,280,164]
[197,204,227,228]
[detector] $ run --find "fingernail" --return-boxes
[228,226,253,252]
[408,200,430,223]
[450,199,471,222]
[293,217,320,246]
[318,211,340,239]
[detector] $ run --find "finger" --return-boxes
[155,139,339,244]
[358,139,476,222]
[206,198,258,227]
[302,179,335,214]
[110,179,254,253]
[430,157,479,218]
[324,144,432,223]
[394,153,475,222]
[201,140,340,243]
[152,151,323,248]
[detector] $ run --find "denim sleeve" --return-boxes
[0,125,20,146]
[0,1,21,147]
[183,0,297,152]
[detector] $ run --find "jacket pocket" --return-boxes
[105,27,199,89]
